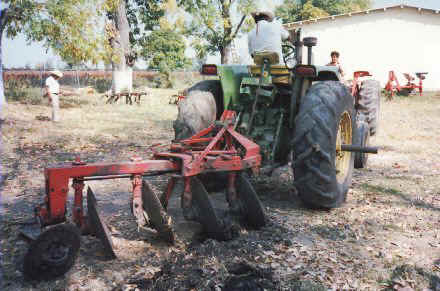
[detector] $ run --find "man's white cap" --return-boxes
[251,10,275,22]
[251,1,276,22]
[50,70,63,78]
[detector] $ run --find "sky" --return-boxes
[3,0,440,68]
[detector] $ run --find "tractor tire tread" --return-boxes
[292,81,355,209]
[358,79,381,136]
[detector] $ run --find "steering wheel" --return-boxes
[282,44,296,69]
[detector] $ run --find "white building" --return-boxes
[284,4,440,90]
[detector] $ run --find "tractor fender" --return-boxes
[314,65,341,81]
[293,65,341,81]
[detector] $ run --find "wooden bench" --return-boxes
[105,92,149,105]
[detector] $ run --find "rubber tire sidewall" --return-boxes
[358,79,381,136]
[23,224,81,281]
[354,120,369,169]
[186,80,224,119]
[292,81,355,209]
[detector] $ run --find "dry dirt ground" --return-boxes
[1,89,439,290]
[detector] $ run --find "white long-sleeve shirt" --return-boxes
[248,20,289,64]
[45,76,60,94]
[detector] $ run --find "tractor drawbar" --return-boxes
[340,144,379,154]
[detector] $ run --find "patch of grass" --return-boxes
[310,225,352,241]
[381,264,440,290]
[360,184,440,211]
[361,184,401,196]
[60,95,93,108]
[5,86,45,105]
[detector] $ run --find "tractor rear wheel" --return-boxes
[173,90,217,141]
[184,80,224,119]
[358,79,381,136]
[292,81,355,209]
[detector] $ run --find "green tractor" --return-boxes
[175,29,379,209]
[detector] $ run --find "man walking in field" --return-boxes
[45,70,63,122]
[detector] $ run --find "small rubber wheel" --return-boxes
[23,224,81,281]
[354,120,370,169]
[236,172,266,228]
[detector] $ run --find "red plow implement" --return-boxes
[21,110,266,281]
[384,70,428,99]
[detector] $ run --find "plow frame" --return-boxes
[35,110,261,230]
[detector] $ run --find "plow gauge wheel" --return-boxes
[141,180,175,244]
[87,187,117,259]
[236,173,266,228]
[23,224,81,281]
[191,177,233,241]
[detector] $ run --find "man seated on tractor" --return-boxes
[248,10,290,65]
[327,51,345,78]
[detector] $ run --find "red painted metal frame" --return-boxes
[384,70,426,97]
[35,110,261,229]
[351,71,372,96]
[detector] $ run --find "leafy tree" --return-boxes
[276,0,371,23]
[178,0,255,64]
[126,0,166,46]
[0,0,111,105]
[0,0,178,102]
[140,29,190,70]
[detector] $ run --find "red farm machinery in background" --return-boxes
[384,70,428,99]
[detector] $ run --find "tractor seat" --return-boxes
[249,65,290,84]
[253,51,280,65]
[416,72,428,79]
[403,73,415,81]
[249,51,290,84]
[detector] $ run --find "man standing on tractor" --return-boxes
[45,70,63,122]
[327,51,345,78]
[248,10,290,64]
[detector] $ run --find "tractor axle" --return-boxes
[340,144,379,154]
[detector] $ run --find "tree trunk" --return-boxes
[0,9,8,110]
[220,1,232,65]
[221,45,232,64]
[109,1,133,94]
[0,29,5,109]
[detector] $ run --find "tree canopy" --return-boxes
[178,0,255,64]
[276,0,372,23]
[140,29,191,71]
[2,0,116,65]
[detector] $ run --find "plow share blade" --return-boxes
[141,180,175,243]
[191,177,234,241]
[87,187,117,259]
[236,173,266,228]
